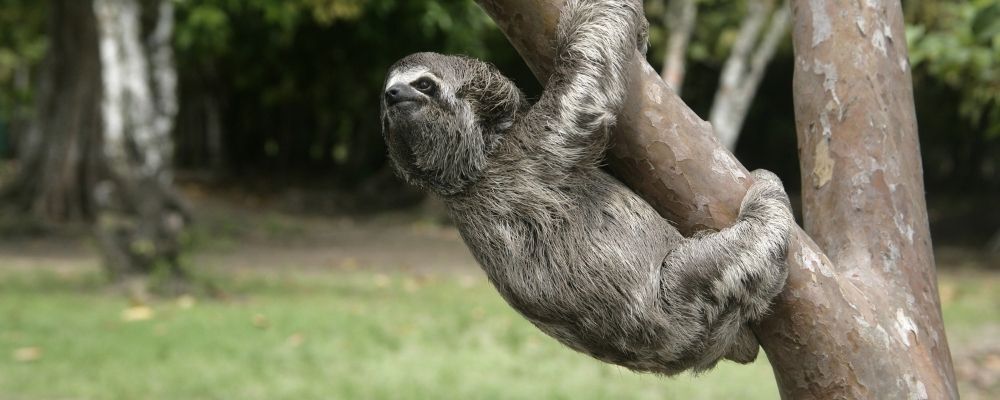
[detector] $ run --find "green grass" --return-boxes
[0,268,996,400]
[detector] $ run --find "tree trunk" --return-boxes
[2,0,189,283]
[93,0,188,282]
[474,0,957,398]
[708,0,790,150]
[780,0,957,397]
[0,0,104,223]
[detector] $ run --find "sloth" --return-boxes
[379,0,792,375]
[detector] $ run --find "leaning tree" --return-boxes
[658,0,791,150]
[475,0,958,397]
[1,0,189,282]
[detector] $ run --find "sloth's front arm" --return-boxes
[524,0,647,170]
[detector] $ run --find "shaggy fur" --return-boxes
[380,0,792,375]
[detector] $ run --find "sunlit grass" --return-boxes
[0,268,995,399]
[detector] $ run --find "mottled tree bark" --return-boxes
[474,0,957,398]
[782,0,957,397]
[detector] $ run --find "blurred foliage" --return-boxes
[174,0,498,58]
[908,0,1000,138]
[0,0,46,156]
[170,0,530,184]
[905,0,1000,189]
[0,0,996,191]
[0,0,45,114]
[645,0,755,66]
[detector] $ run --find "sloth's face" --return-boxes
[380,52,519,196]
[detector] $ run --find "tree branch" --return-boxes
[474,0,957,397]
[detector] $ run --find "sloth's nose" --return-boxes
[385,83,419,106]
[385,86,401,99]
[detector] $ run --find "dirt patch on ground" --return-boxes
[0,193,479,278]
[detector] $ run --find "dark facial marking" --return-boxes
[412,77,438,97]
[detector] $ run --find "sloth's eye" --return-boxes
[412,79,435,93]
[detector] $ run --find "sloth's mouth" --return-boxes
[390,99,422,110]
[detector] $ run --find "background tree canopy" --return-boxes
[169,0,536,186]
[0,0,996,191]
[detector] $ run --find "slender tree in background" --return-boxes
[475,0,957,397]
[660,0,790,150]
[707,0,789,150]
[1,0,189,283]
[659,0,696,92]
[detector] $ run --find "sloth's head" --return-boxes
[380,52,526,196]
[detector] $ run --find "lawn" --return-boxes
[0,267,996,399]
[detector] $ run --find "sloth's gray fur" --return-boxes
[380,0,792,375]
